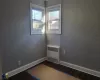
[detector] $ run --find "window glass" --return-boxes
[32,10,42,20]
[49,11,59,20]
[48,10,60,30]
[32,9,44,29]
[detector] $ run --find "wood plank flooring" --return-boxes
[28,64,80,80]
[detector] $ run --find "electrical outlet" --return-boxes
[18,61,21,66]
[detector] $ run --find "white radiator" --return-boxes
[47,45,60,64]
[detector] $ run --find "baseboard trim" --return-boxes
[6,57,47,78]
[60,61,100,78]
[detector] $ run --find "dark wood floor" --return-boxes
[43,61,100,80]
[8,71,37,80]
[7,61,100,80]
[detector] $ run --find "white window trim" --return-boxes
[46,4,61,34]
[30,3,45,34]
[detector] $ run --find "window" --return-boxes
[30,3,61,34]
[47,4,61,34]
[30,3,45,34]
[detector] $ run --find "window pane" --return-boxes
[32,20,43,29]
[49,11,59,20]
[32,9,44,29]
[48,20,59,30]
[48,10,60,30]
[32,10,42,20]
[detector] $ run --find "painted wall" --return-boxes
[47,34,60,46]
[0,0,46,73]
[61,0,100,71]
[1,0,100,75]
[47,0,100,72]
[0,55,2,80]
[0,2,2,79]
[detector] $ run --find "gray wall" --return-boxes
[0,2,3,79]
[0,0,46,73]
[47,34,60,46]
[0,54,2,80]
[61,0,100,71]
[1,0,100,74]
[47,0,100,72]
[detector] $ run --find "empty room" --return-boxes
[0,0,100,80]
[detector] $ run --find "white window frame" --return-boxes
[30,3,45,34]
[46,4,61,34]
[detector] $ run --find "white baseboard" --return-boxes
[4,58,100,78]
[60,61,100,78]
[6,57,47,78]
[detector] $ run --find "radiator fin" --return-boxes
[48,47,58,52]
